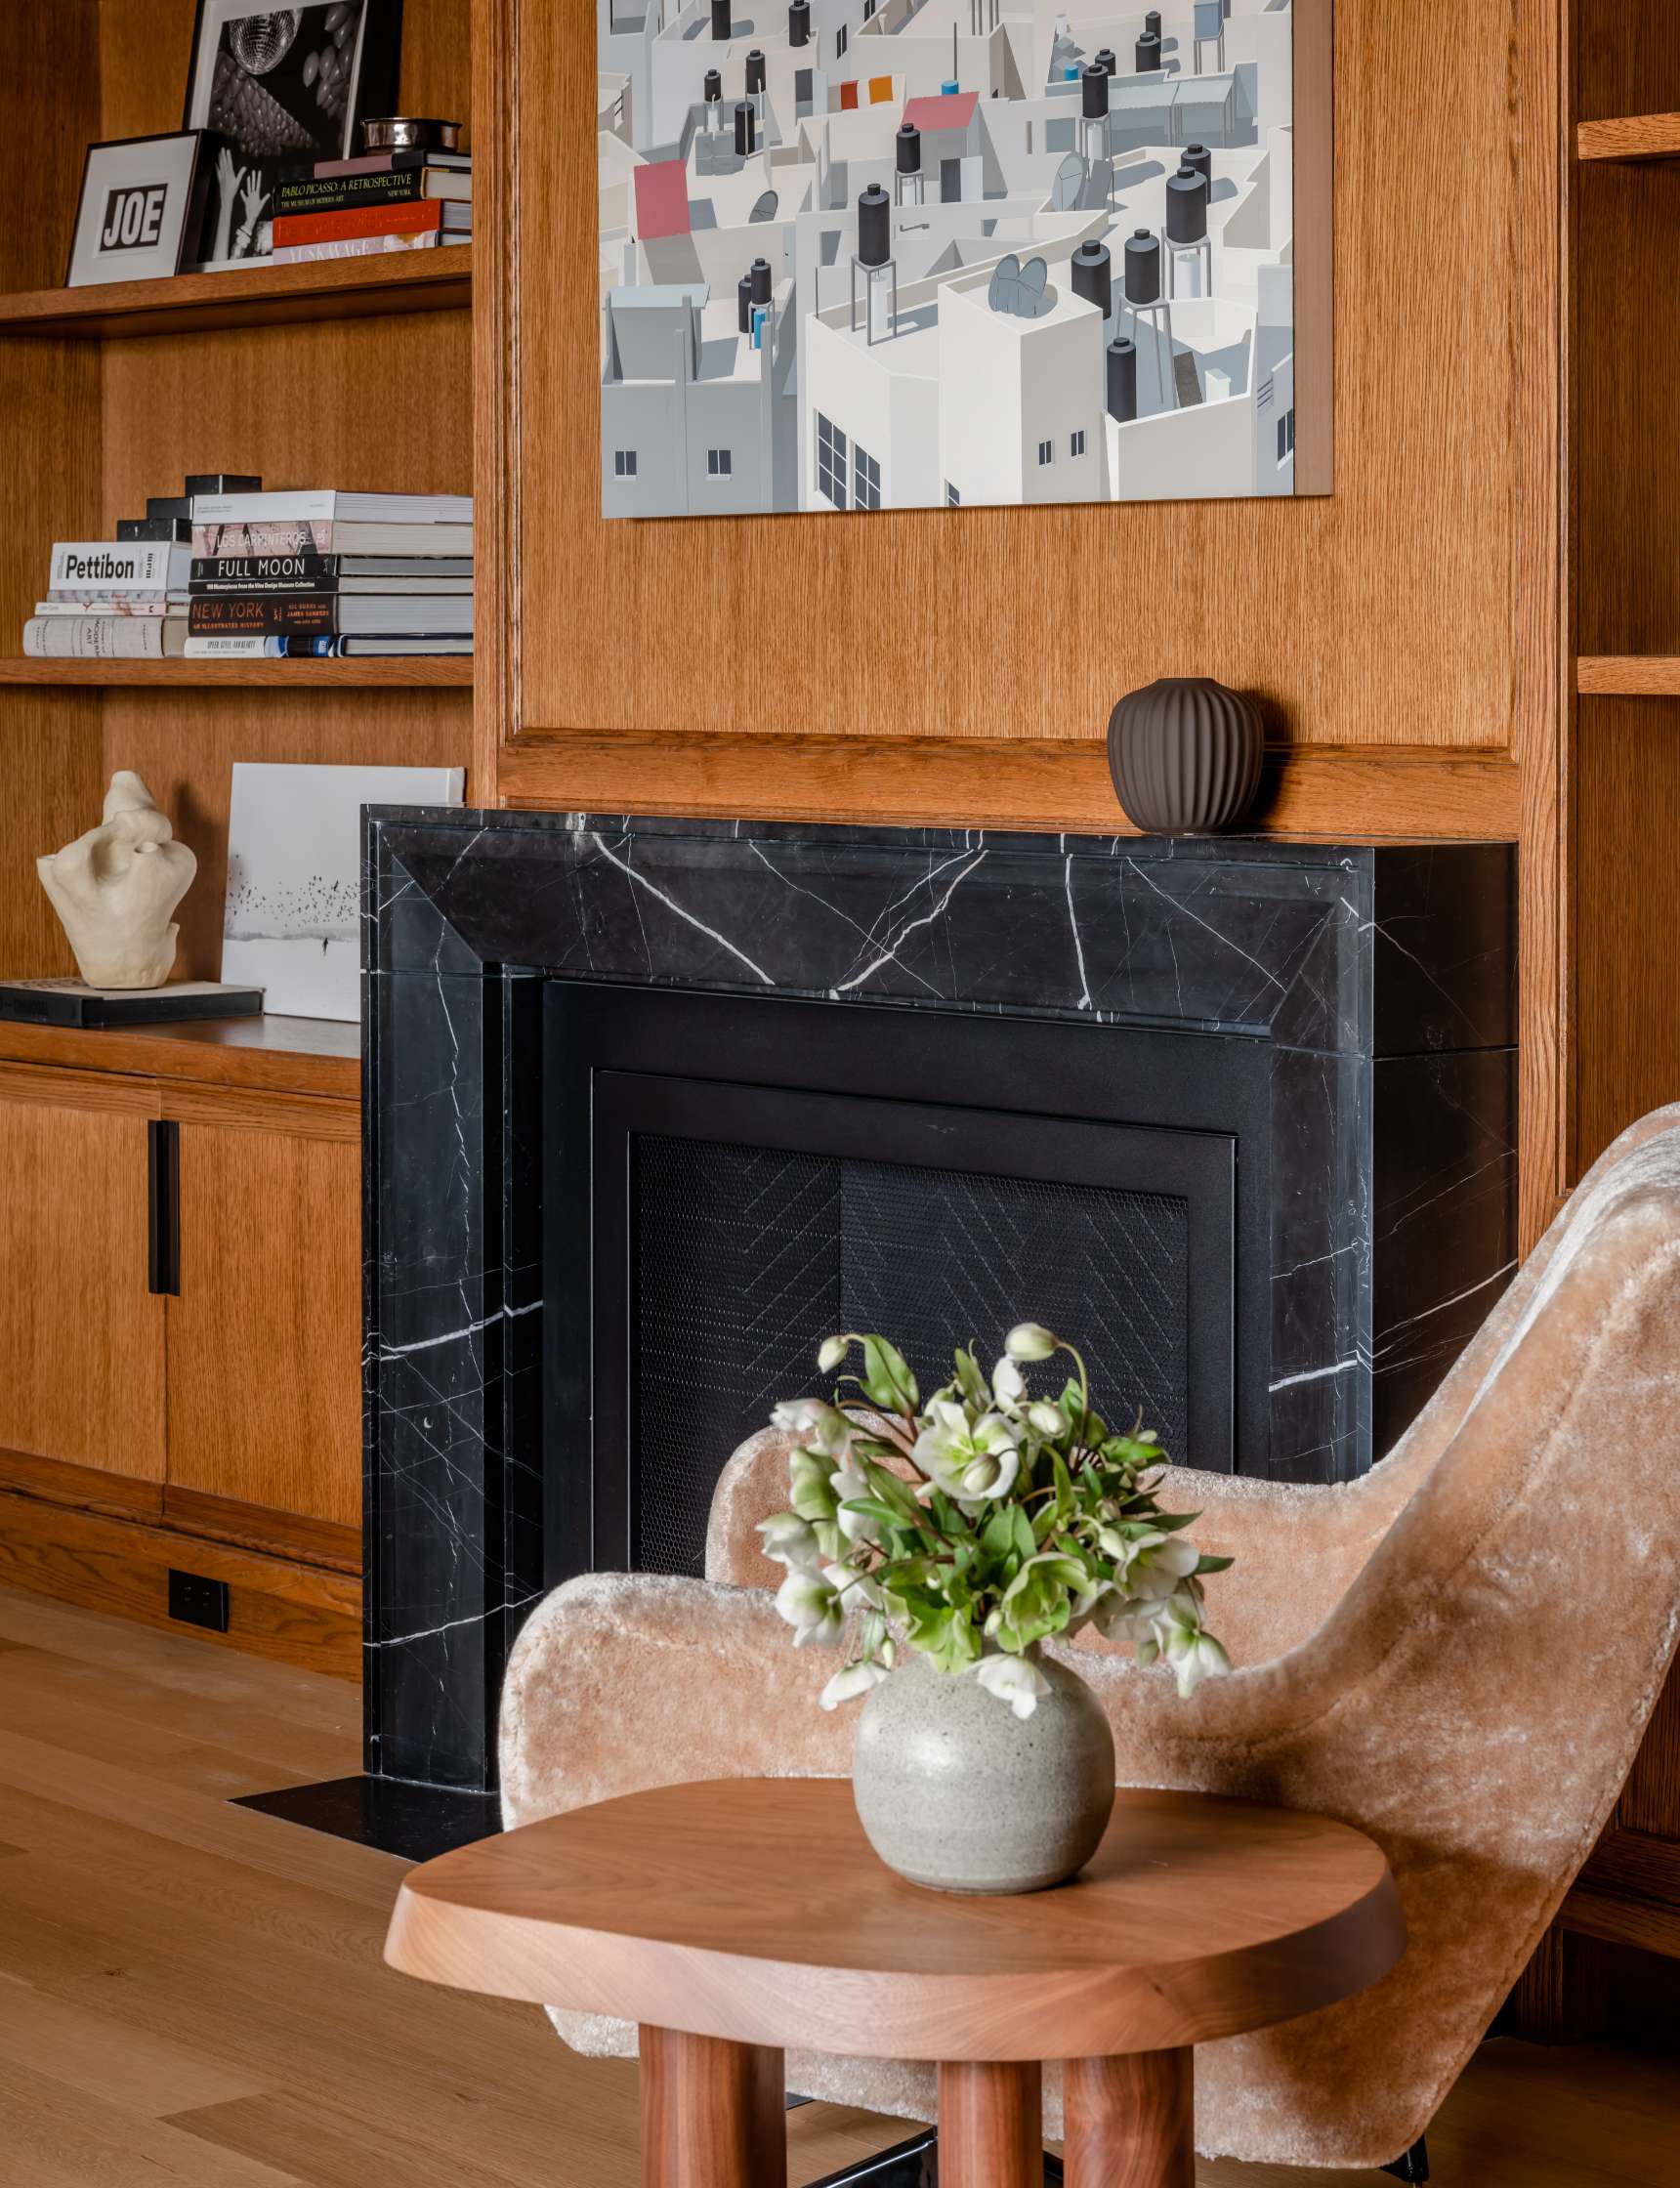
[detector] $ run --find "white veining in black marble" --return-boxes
[362,814,1516,1791]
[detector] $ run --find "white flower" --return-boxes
[771,1398,853,1457]
[990,1356,1027,1410]
[831,1462,879,1545]
[818,1334,850,1373]
[823,1561,884,1611]
[819,1661,888,1709]
[757,1511,823,1572]
[1173,1633,1231,1699]
[973,1653,1053,1719]
[1004,1323,1058,1363]
[772,1397,824,1435]
[1093,1592,1161,1647]
[1065,1578,1112,1634]
[912,1403,1022,1505]
[1027,1400,1065,1437]
[1151,1537,1201,1580]
[775,1570,844,1648]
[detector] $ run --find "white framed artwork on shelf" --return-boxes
[221,761,465,1021]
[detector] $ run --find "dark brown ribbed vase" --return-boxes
[1106,678,1265,835]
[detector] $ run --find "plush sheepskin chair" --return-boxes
[499,1107,1680,2173]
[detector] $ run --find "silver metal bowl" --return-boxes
[359,117,463,152]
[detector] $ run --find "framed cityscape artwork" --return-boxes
[596,0,1330,518]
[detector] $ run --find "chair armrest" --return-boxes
[499,1570,851,1830]
[1109,1461,1416,1666]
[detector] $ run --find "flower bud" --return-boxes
[1004,1322,1058,1362]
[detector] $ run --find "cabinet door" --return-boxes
[164,1094,360,1536]
[0,1064,164,1481]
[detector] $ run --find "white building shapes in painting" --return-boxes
[598,0,1300,516]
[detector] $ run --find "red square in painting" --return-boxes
[632,160,691,240]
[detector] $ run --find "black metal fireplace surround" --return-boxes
[550,985,1251,1587]
[241,813,1515,1855]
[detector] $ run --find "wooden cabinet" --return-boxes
[0,1063,164,1485]
[0,1027,361,1671]
[163,1089,361,1563]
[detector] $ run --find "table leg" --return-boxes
[938,2061,1043,2188]
[639,2024,786,2188]
[1062,2049,1194,2188]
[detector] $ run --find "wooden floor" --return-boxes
[0,1586,1676,2188]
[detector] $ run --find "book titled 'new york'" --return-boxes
[187,596,336,637]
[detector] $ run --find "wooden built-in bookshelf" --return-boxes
[0,656,473,689]
[0,0,473,1659]
[1569,35,1680,1213]
[0,248,471,343]
[1577,113,1680,162]
[1577,658,1680,697]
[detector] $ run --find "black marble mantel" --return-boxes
[363,814,1516,1795]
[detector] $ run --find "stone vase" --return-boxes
[1106,676,1265,835]
[852,1648,1116,1894]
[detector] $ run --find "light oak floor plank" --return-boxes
[0,1646,354,1784]
[0,1587,1677,2188]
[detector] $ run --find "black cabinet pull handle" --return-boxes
[148,1119,180,1296]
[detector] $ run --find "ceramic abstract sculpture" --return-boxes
[37,772,195,989]
[1106,677,1265,834]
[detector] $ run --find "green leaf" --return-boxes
[861,1335,919,1413]
[843,1497,905,1530]
[1009,1507,1036,1564]
[861,1459,922,1523]
[1195,1552,1236,1574]
[952,1346,990,1409]
[1051,1451,1075,1519]
[788,1451,838,1522]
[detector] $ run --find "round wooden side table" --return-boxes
[385,1777,1405,2188]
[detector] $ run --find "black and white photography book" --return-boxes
[185,3,402,189]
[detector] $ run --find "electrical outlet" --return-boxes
[167,1569,230,1633]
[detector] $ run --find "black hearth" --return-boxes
[359,816,1516,1812]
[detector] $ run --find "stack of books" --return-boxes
[269,147,472,265]
[18,475,257,657]
[188,487,474,658]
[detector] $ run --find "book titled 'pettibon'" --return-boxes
[49,542,190,594]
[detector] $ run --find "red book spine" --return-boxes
[271,200,445,246]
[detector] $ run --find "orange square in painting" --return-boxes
[869,75,894,104]
[839,79,859,109]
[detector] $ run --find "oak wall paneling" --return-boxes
[490,0,1536,752]
[1571,698,1680,1171]
[475,0,1565,1248]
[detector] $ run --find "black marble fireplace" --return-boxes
[357,814,1515,1806]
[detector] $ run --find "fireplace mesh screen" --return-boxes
[632,1134,1190,1578]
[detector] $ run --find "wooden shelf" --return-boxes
[0,656,472,689]
[0,1014,358,1101]
[0,247,471,341]
[1578,657,1680,696]
[1577,114,1680,163]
